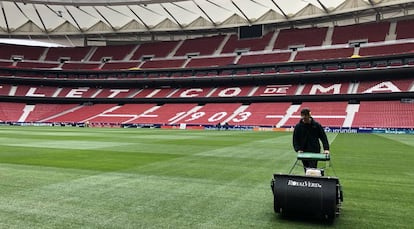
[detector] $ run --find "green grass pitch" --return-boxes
[0,126,413,228]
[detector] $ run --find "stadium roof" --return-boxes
[0,0,414,44]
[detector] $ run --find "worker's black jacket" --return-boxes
[292,118,329,153]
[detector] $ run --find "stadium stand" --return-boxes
[221,32,274,53]
[294,47,355,61]
[229,102,291,126]
[359,43,414,57]
[273,27,328,49]
[237,52,291,65]
[15,61,60,69]
[352,101,414,128]
[0,44,45,61]
[1,17,414,128]
[173,103,243,125]
[61,62,101,70]
[126,103,199,125]
[41,104,116,123]
[24,104,80,122]
[85,104,157,124]
[283,102,349,127]
[130,40,181,59]
[186,56,236,68]
[0,102,26,122]
[0,60,13,67]
[140,58,186,69]
[45,46,92,61]
[89,44,137,61]
[356,79,414,94]
[395,18,414,40]
[300,82,351,95]
[100,61,141,70]
[174,35,226,56]
[331,22,390,44]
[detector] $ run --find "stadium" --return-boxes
[0,0,413,228]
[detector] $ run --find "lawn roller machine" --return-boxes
[270,152,343,220]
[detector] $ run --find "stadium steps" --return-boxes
[322,26,334,46]
[276,104,301,127]
[168,40,184,58]
[124,45,140,61]
[343,104,360,128]
[215,34,231,55]
[265,30,278,50]
[386,21,397,41]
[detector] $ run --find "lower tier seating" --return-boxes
[1,101,413,128]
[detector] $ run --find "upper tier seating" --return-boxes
[237,52,291,65]
[61,62,101,70]
[294,47,354,61]
[140,59,186,69]
[186,56,236,68]
[101,61,141,70]
[359,43,414,57]
[0,60,13,67]
[331,22,390,44]
[16,61,60,69]
[395,19,414,40]
[0,44,45,60]
[174,35,225,56]
[89,44,137,61]
[45,46,92,61]
[130,40,180,59]
[221,32,274,53]
[273,27,328,49]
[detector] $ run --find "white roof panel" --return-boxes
[0,0,412,36]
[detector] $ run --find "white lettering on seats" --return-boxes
[309,84,342,94]
[66,87,89,98]
[217,87,241,97]
[261,85,291,96]
[26,87,46,97]
[180,88,203,97]
[363,81,401,93]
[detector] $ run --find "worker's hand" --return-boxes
[323,150,330,154]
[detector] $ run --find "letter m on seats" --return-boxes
[309,84,341,95]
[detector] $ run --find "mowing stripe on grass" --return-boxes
[0,127,413,228]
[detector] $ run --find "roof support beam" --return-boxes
[192,0,216,26]
[316,0,329,14]
[270,0,289,20]
[93,6,117,31]
[65,6,83,32]
[160,3,183,29]
[0,2,11,33]
[231,0,252,25]
[127,5,150,31]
